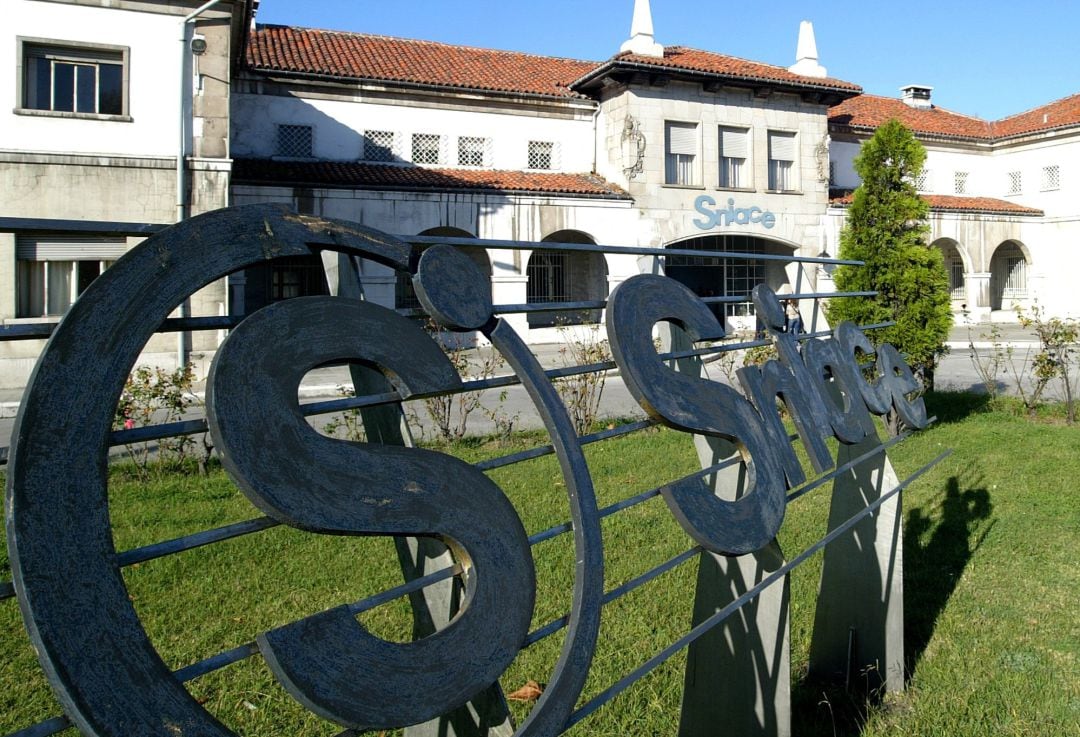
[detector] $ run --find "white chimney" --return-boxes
[620,0,664,58]
[788,20,827,78]
[900,84,934,110]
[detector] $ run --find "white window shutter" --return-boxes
[720,128,749,158]
[768,131,796,162]
[667,123,698,155]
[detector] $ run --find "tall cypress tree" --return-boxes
[830,118,952,391]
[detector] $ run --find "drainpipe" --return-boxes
[176,0,223,368]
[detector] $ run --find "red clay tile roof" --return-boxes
[246,25,598,99]
[232,159,630,199]
[573,46,860,96]
[831,92,1080,141]
[993,92,1080,138]
[829,94,994,140]
[829,191,1043,216]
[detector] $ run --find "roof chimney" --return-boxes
[620,0,664,58]
[900,84,934,110]
[788,20,827,78]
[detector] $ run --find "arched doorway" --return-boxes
[526,230,608,328]
[664,233,795,332]
[989,240,1028,311]
[396,227,491,310]
[932,238,967,305]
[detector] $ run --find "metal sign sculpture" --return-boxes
[4,204,938,737]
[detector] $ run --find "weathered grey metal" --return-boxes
[415,245,605,737]
[607,273,788,556]
[206,295,536,730]
[3,203,944,737]
[5,204,479,736]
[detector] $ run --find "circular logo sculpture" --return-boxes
[6,205,603,736]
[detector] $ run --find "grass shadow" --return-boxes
[903,475,994,676]
[923,390,993,425]
[789,474,994,736]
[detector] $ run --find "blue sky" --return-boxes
[255,1,1079,121]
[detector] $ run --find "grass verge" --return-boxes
[1,391,1078,735]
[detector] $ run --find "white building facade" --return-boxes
[3,0,1080,385]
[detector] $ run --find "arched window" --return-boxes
[396,228,490,310]
[664,234,792,323]
[989,241,1027,310]
[526,231,608,328]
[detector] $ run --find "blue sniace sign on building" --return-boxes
[3,204,947,737]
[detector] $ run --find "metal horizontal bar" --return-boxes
[523,545,704,649]
[347,563,464,616]
[475,419,656,473]
[786,430,911,504]
[172,642,260,684]
[565,449,951,729]
[0,217,168,236]
[403,234,864,267]
[5,715,70,737]
[115,516,281,567]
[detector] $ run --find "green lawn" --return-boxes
[1,392,1078,736]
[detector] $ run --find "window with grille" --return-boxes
[718,127,749,189]
[954,171,969,195]
[1041,165,1060,191]
[528,141,555,170]
[664,234,766,320]
[914,169,930,192]
[363,130,397,162]
[270,256,328,301]
[458,136,489,167]
[949,257,965,299]
[767,131,796,191]
[277,124,313,158]
[15,235,125,317]
[1006,171,1022,195]
[665,122,698,186]
[1003,257,1026,298]
[412,133,442,165]
[20,39,127,117]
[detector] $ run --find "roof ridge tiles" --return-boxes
[253,24,602,66]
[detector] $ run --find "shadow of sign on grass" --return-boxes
[790,474,994,736]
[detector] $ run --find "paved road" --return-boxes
[0,323,1051,456]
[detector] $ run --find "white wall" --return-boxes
[231,92,596,172]
[3,0,183,158]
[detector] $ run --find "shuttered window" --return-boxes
[15,235,126,317]
[665,122,698,186]
[768,131,796,191]
[719,127,749,188]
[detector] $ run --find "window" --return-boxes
[270,256,328,301]
[718,127,749,189]
[1041,165,1060,191]
[363,130,397,162]
[277,124,313,158]
[954,171,969,195]
[19,39,128,117]
[665,122,698,186]
[528,140,556,170]
[664,234,766,321]
[15,235,126,317]
[767,131,797,191]
[1002,257,1027,298]
[412,133,443,165]
[949,256,965,299]
[914,169,931,192]
[458,136,489,167]
[1006,171,1022,196]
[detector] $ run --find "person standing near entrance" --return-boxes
[784,297,802,337]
